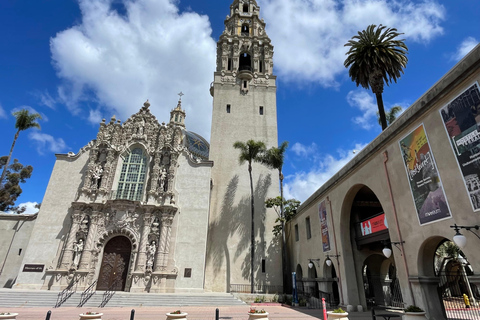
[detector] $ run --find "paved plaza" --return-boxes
[2,305,374,320]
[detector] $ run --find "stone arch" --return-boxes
[96,228,139,252]
[339,184,402,308]
[296,264,304,293]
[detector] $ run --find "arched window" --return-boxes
[243,4,248,13]
[239,53,252,71]
[116,148,147,201]
[241,24,249,36]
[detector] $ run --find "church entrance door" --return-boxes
[97,236,131,291]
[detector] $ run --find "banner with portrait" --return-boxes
[399,124,451,225]
[318,200,331,252]
[439,82,480,211]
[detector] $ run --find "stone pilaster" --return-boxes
[60,210,84,270]
[78,212,100,271]
[154,213,174,272]
[135,213,154,272]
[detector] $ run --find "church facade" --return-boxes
[12,0,282,294]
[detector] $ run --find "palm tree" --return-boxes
[261,141,289,291]
[377,105,403,126]
[1,109,42,188]
[344,24,408,130]
[233,139,266,293]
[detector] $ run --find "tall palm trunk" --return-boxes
[0,129,20,188]
[279,171,288,293]
[248,162,255,294]
[376,93,388,130]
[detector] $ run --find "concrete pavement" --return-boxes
[1,305,375,320]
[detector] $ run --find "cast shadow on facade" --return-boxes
[206,173,272,292]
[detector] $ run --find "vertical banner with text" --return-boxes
[399,124,451,225]
[319,200,331,252]
[439,82,480,211]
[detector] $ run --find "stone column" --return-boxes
[135,213,154,272]
[60,210,84,269]
[154,214,174,272]
[78,212,100,271]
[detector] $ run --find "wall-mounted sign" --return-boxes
[318,200,330,252]
[399,124,452,225]
[360,213,387,236]
[22,264,44,272]
[439,82,480,211]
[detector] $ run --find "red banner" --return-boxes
[361,213,387,236]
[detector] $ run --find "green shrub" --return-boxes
[333,308,346,313]
[405,305,424,312]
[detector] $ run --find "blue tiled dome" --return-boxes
[185,131,209,159]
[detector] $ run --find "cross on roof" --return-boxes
[178,92,184,100]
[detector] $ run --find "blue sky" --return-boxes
[0,0,479,213]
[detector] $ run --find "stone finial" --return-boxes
[144,100,151,109]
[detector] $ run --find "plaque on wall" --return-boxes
[22,264,44,272]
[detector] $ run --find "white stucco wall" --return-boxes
[14,150,90,289]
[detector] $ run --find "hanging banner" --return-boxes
[399,124,452,225]
[360,213,387,236]
[318,200,331,252]
[439,82,480,211]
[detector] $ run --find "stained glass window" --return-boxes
[116,148,147,201]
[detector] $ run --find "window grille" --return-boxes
[116,148,147,201]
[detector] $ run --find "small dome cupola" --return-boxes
[170,92,186,127]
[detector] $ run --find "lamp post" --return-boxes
[449,224,480,249]
[382,241,405,258]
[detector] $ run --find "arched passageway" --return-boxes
[345,185,404,308]
[434,240,479,319]
[97,236,132,291]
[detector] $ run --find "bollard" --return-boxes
[463,294,471,308]
[215,308,219,320]
[130,309,135,320]
[45,310,52,320]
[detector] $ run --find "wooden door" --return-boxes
[97,236,131,291]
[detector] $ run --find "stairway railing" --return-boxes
[54,277,79,308]
[77,280,97,307]
[99,279,120,308]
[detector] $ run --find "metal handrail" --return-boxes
[54,277,79,308]
[99,279,120,308]
[77,280,97,307]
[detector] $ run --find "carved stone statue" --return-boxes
[159,168,167,191]
[73,239,84,268]
[146,241,157,269]
[91,165,103,189]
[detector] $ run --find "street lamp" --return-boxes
[325,254,340,267]
[450,224,480,249]
[382,240,405,258]
[308,259,320,269]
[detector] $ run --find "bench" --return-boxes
[371,306,403,320]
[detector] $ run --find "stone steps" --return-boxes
[0,290,246,308]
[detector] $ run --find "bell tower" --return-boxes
[206,0,281,292]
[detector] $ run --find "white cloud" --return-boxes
[261,0,445,85]
[50,0,216,140]
[284,143,367,202]
[0,104,6,119]
[37,91,57,109]
[29,132,67,154]
[347,90,378,129]
[88,108,103,125]
[452,37,479,61]
[291,142,318,158]
[6,202,39,215]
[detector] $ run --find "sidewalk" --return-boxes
[2,305,374,320]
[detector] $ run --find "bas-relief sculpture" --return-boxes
[45,100,208,293]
